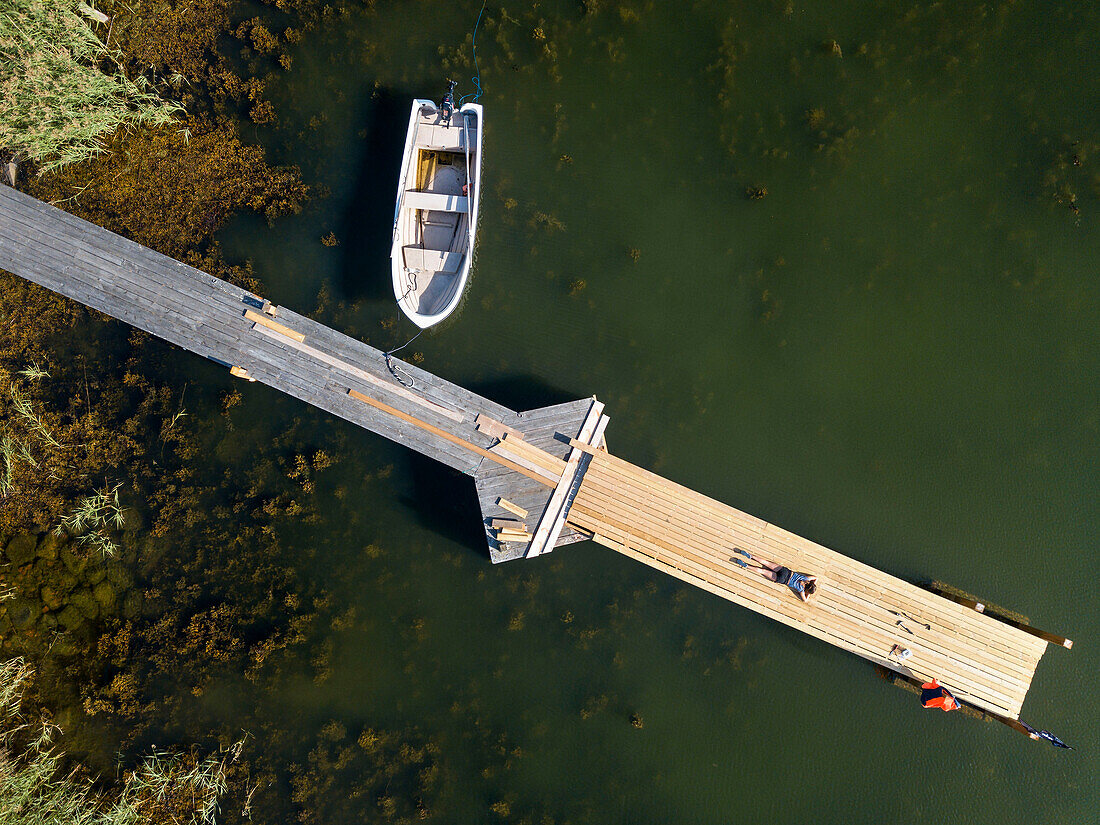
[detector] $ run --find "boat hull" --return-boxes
[390,99,483,329]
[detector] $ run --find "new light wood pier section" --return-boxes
[564,446,1054,720]
[0,184,1069,724]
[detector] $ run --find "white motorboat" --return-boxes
[390,83,483,328]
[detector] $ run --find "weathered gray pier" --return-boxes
[0,184,596,562]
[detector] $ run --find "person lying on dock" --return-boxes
[730,549,817,602]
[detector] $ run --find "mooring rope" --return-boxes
[384,328,424,389]
[458,0,487,106]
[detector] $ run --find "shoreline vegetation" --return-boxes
[0,0,350,821]
[0,0,181,174]
[4,2,558,821]
[1,657,238,825]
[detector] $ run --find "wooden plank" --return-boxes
[1,209,234,314]
[584,449,768,532]
[0,189,254,303]
[347,388,552,482]
[497,529,533,541]
[488,443,559,483]
[571,462,1042,695]
[579,506,1027,715]
[756,525,1045,658]
[1009,624,1072,649]
[497,498,529,518]
[576,481,1038,712]
[578,451,1043,663]
[538,413,611,558]
[574,471,1041,689]
[245,309,306,342]
[601,537,1022,716]
[526,401,604,558]
[276,305,514,422]
[475,413,525,441]
[499,433,566,474]
[928,583,1071,649]
[490,518,525,530]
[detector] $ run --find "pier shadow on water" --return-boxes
[401,453,489,559]
[338,87,414,303]
[399,374,582,559]
[469,375,579,414]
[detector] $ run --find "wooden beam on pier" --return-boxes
[526,401,604,558]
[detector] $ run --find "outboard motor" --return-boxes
[440,79,458,123]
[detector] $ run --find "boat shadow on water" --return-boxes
[338,86,413,303]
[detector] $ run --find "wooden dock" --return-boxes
[0,184,1070,723]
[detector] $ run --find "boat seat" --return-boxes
[420,124,467,152]
[403,190,469,213]
[403,246,463,274]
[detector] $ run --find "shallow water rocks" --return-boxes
[40,584,65,611]
[57,569,79,594]
[60,544,88,576]
[49,634,79,657]
[56,605,85,632]
[36,532,62,560]
[5,534,38,567]
[87,563,107,585]
[93,581,118,612]
[69,589,100,620]
[8,598,38,630]
[122,591,143,619]
[105,561,133,590]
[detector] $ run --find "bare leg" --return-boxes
[746,553,782,573]
[750,566,778,582]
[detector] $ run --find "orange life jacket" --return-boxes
[921,679,960,712]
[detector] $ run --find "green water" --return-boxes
[212,1,1098,822]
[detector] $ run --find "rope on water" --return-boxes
[458,0,487,106]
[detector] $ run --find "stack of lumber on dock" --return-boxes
[471,400,598,562]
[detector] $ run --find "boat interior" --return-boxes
[397,109,477,317]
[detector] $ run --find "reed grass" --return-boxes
[54,483,124,557]
[17,363,50,381]
[0,0,181,172]
[116,746,230,825]
[8,385,61,449]
[0,434,15,497]
[0,657,235,825]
